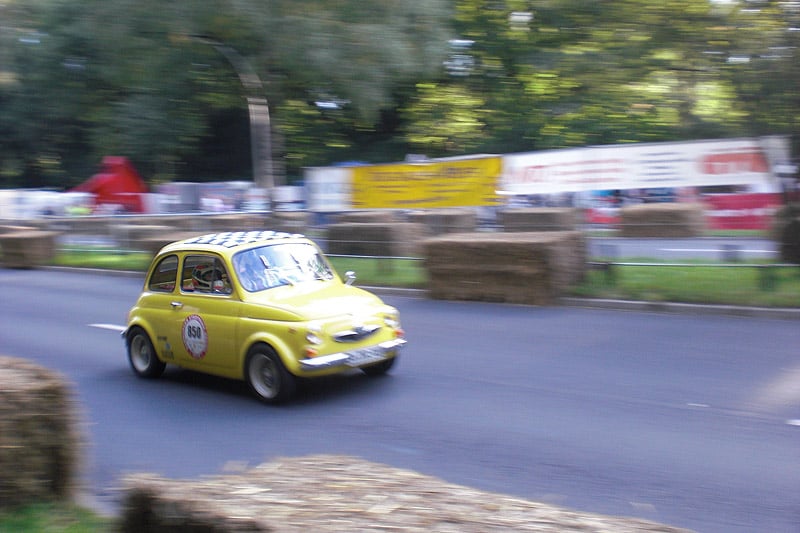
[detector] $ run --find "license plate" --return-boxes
[346,346,386,367]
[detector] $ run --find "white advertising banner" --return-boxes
[500,136,789,195]
[304,167,353,212]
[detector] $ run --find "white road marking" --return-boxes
[88,323,126,333]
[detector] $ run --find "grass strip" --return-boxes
[48,250,799,308]
[0,503,112,533]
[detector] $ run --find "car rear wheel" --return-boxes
[127,328,166,378]
[245,345,295,404]
[361,356,396,376]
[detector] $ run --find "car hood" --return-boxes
[244,282,385,321]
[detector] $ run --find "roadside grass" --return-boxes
[0,503,113,533]
[571,260,800,307]
[53,247,152,271]
[327,256,428,288]
[46,250,800,308]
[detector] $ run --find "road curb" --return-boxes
[366,287,800,320]
[559,297,800,320]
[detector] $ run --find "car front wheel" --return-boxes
[127,327,166,378]
[245,345,295,404]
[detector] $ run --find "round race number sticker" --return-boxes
[182,314,208,359]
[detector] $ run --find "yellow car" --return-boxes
[124,230,406,403]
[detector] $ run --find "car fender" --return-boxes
[123,317,164,361]
[238,329,302,378]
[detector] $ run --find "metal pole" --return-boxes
[192,36,274,192]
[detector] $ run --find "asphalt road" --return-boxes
[1,269,798,533]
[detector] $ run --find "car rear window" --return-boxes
[148,255,178,292]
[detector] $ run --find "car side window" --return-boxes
[181,254,232,294]
[148,255,179,292]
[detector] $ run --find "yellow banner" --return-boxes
[351,157,502,208]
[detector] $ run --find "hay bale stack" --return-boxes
[0,356,82,510]
[331,210,399,224]
[47,216,109,235]
[498,208,579,232]
[266,211,312,234]
[327,222,430,257]
[110,224,173,249]
[0,224,34,236]
[423,231,586,305]
[205,213,268,232]
[134,232,204,257]
[119,455,690,533]
[619,203,705,237]
[406,208,477,235]
[0,229,59,268]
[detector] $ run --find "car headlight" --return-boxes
[305,324,323,345]
[383,312,401,329]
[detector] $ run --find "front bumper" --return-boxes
[299,338,407,371]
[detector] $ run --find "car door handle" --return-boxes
[170,301,184,309]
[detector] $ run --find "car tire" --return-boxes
[245,344,296,404]
[127,327,166,378]
[361,356,396,376]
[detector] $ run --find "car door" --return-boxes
[166,253,241,375]
[140,253,182,364]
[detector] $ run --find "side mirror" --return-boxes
[344,271,356,286]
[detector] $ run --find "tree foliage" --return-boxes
[401,0,798,158]
[1,0,452,186]
[0,0,796,189]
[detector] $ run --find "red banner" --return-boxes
[702,193,782,230]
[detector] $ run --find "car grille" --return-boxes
[333,324,382,343]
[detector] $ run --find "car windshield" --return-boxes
[233,242,335,292]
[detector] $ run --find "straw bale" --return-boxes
[331,210,400,224]
[0,356,82,510]
[119,455,691,533]
[111,224,172,249]
[327,223,430,257]
[619,203,705,238]
[45,216,111,235]
[0,225,34,236]
[205,213,269,232]
[0,230,59,269]
[423,232,586,305]
[266,211,312,234]
[406,208,477,235]
[498,208,579,232]
[134,232,206,257]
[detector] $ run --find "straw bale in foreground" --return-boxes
[119,455,692,533]
[0,356,82,509]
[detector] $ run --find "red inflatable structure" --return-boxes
[71,156,148,213]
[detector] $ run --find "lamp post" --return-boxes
[192,36,274,192]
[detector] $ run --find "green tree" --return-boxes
[0,0,453,186]
[414,0,795,158]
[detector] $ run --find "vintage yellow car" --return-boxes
[124,230,406,403]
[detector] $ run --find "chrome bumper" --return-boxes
[299,338,407,371]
